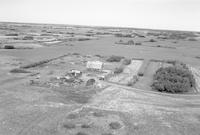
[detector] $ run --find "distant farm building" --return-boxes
[86,61,103,70]
[69,69,82,77]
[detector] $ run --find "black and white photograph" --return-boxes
[0,0,200,134]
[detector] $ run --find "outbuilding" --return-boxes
[70,69,82,77]
[86,61,103,70]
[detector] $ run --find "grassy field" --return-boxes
[1,36,200,66]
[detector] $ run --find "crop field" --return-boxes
[0,22,200,135]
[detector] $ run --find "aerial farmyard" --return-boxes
[0,22,200,135]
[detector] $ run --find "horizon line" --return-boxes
[0,21,199,33]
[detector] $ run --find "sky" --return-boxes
[0,0,200,31]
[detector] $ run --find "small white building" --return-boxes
[86,61,103,70]
[70,69,82,77]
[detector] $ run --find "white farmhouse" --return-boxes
[86,61,103,70]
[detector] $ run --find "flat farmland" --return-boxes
[1,36,200,66]
[0,22,200,135]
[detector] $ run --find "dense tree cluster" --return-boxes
[152,63,195,93]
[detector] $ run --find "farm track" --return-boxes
[102,81,200,99]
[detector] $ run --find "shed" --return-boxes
[70,69,82,77]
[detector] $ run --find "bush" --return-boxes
[109,122,122,129]
[137,72,144,77]
[122,58,131,65]
[115,33,132,37]
[188,38,197,41]
[63,123,76,129]
[23,36,34,40]
[152,64,195,93]
[156,45,161,47]
[106,55,124,62]
[81,124,91,128]
[5,33,18,36]
[72,52,80,55]
[67,113,78,119]
[164,60,177,65]
[92,112,104,117]
[95,54,102,58]
[76,132,88,135]
[135,42,142,45]
[149,39,156,42]
[102,133,114,135]
[4,45,15,49]
[10,68,31,73]
[127,75,139,86]
[78,38,90,41]
[195,56,200,59]
[114,66,124,74]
